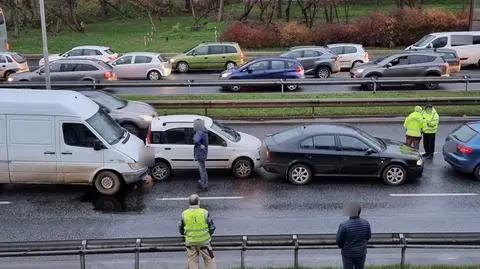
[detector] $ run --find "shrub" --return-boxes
[220,9,470,49]
[219,21,280,49]
[279,22,313,47]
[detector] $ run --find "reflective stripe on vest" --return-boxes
[423,112,439,134]
[183,208,210,244]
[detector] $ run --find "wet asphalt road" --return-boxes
[1,122,480,268]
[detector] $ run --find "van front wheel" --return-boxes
[94,171,122,195]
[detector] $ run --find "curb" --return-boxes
[214,116,480,125]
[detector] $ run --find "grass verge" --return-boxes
[121,91,480,119]
[236,264,480,269]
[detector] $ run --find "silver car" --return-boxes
[79,90,158,139]
[8,58,117,83]
[326,43,369,69]
[0,52,29,80]
[110,52,172,80]
[38,45,119,66]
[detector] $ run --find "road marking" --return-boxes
[389,193,478,197]
[157,196,244,201]
[0,201,12,205]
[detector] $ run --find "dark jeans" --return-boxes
[342,255,366,269]
[197,160,208,188]
[422,133,436,156]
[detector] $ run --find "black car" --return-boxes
[260,124,423,186]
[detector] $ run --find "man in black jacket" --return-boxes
[336,202,371,269]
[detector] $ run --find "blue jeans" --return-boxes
[197,160,208,188]
[342,255,366,269]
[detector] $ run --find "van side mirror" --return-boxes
[427,43,433,49]
[385,63,392,68]
[366,148,376,155]
[94,141,105,151]
[221,140,227,147]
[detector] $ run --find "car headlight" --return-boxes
[221,72,232,78]
[7,77,13,82]
[354,68,364,73]
[139,115,153,122]
[169,58,175,63]
[416,159,423,166]
[128,163,146,170]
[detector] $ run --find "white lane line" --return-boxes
[389,193,478,197]
[157,196,244,201]
[0,201,12,205]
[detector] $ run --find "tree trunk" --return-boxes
[285,0,293,21]
[217,0,225,21]
[276,0,282,19]
[344,4,349,24]
[239,4,254,20]
[185,0,192,12]
[190,0,197,20]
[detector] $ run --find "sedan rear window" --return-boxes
[12,53,26,63]
[271,128,300,144]
[105,49,116,55]
[96,61,113,70]
[452,125,478,142]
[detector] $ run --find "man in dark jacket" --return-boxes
[193,119,209,190]
[336,202,371,269]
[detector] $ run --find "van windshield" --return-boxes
[86,109,125,145]
[414,34,435,47]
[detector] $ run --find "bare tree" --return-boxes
[217,0,225,21]
[285,0,294,21]
[239,0,257,20]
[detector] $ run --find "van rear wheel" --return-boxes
[94,171,122,195]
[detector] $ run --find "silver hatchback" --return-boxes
[110,52,172,80]
[0,52,29,81]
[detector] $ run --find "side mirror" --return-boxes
[221,140,227,147]
[366,148,376,155]
[94,141,105,151]
[385,63,392,68]
[427,43,433,49]
[191,52,197,56]
[247,68,253,73]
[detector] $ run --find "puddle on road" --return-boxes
[79,181,154,213]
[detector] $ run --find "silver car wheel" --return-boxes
[231,85,241,92]
[317,68,330,79]
[177,62,189,73]
[291,166,310,184]
[385,167,405,185]
[148,71,161,80]
[233,159,252,178]
[286,84,298,91]
[226,62,236,69]
[152,163,169,181]
[100,176,114,189]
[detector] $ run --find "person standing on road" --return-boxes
[336,202,371,269]
[193,119,209,190]
[421,103,439,159]
[403,106,424,150]
[179,194,217,269]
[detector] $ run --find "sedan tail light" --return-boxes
[108,55,117,61]
[104,71,113,80]
[364,52,369,61]
[146,126,153,144]
[295,66,303,73]
[457,144,474,154]
[441,63,449,74]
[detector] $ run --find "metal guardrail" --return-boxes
[1,233,480,268]
[149,97,480,116]
[0,76,477,93]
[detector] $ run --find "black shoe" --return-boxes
[425,154,434,159]
[421,153,429,157]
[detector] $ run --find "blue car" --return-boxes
[442,122,480,179]
[219,57,305,92]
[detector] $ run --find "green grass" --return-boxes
[121,91,480,119]
[235,265,480,269]
[8,0,468,54]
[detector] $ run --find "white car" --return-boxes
[146,115,262,181]
[326,43,369,69]
[38,45,119,66]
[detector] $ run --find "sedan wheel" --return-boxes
[316,67,331,79]
[474,165,480,181]
[232,158,253,179]
[226,62,236,69]
[286,84,298,91]
[177,62,189,73]
[424,81,439,90]
[382,164,407,186]
[151,161,171,181]
[231,85,241,92]
[148,70,161,80]
[288,164,312,185]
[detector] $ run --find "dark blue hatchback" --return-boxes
[443,121,480,179]
[219,57,305,92]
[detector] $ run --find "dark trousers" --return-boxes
[423,133,436,156]
[342,255,366,269]
[405,135,421,150]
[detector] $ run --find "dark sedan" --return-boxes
[260,124,423,186]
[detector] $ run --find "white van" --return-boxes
[0,89,153,195]
[405,31,480,66]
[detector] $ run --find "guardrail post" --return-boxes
[293,234,299,268]
[135,238,141,269]
[399,233,406,268]
[281,79,284,94]
[80,240,87,269]
[92,80,96,90]
[241,235,247,269]
[372,77,377,94]
[464,75,471,92]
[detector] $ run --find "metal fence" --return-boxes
[0,76,478,93]
[1,233,480,269]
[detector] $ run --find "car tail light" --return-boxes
[364,52,369,61]
[146,126,152,144]
[441,63,449,74]
[296,66,303,73]
[108,55,117,61]
[264,147,270,160]
[6,41,10,51]
[104,71,113,79]
[457,144,474,154]
[240,51,245,63]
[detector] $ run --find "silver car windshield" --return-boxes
[86,109,125,145]
[211,121,241,142]
[413,34,435,47]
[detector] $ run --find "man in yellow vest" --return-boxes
[179,194,217,269]
[421,103,439,159]
[403,106,424,150]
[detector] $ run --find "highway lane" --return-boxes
[1,122,480,267]
[103,70,480,96]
